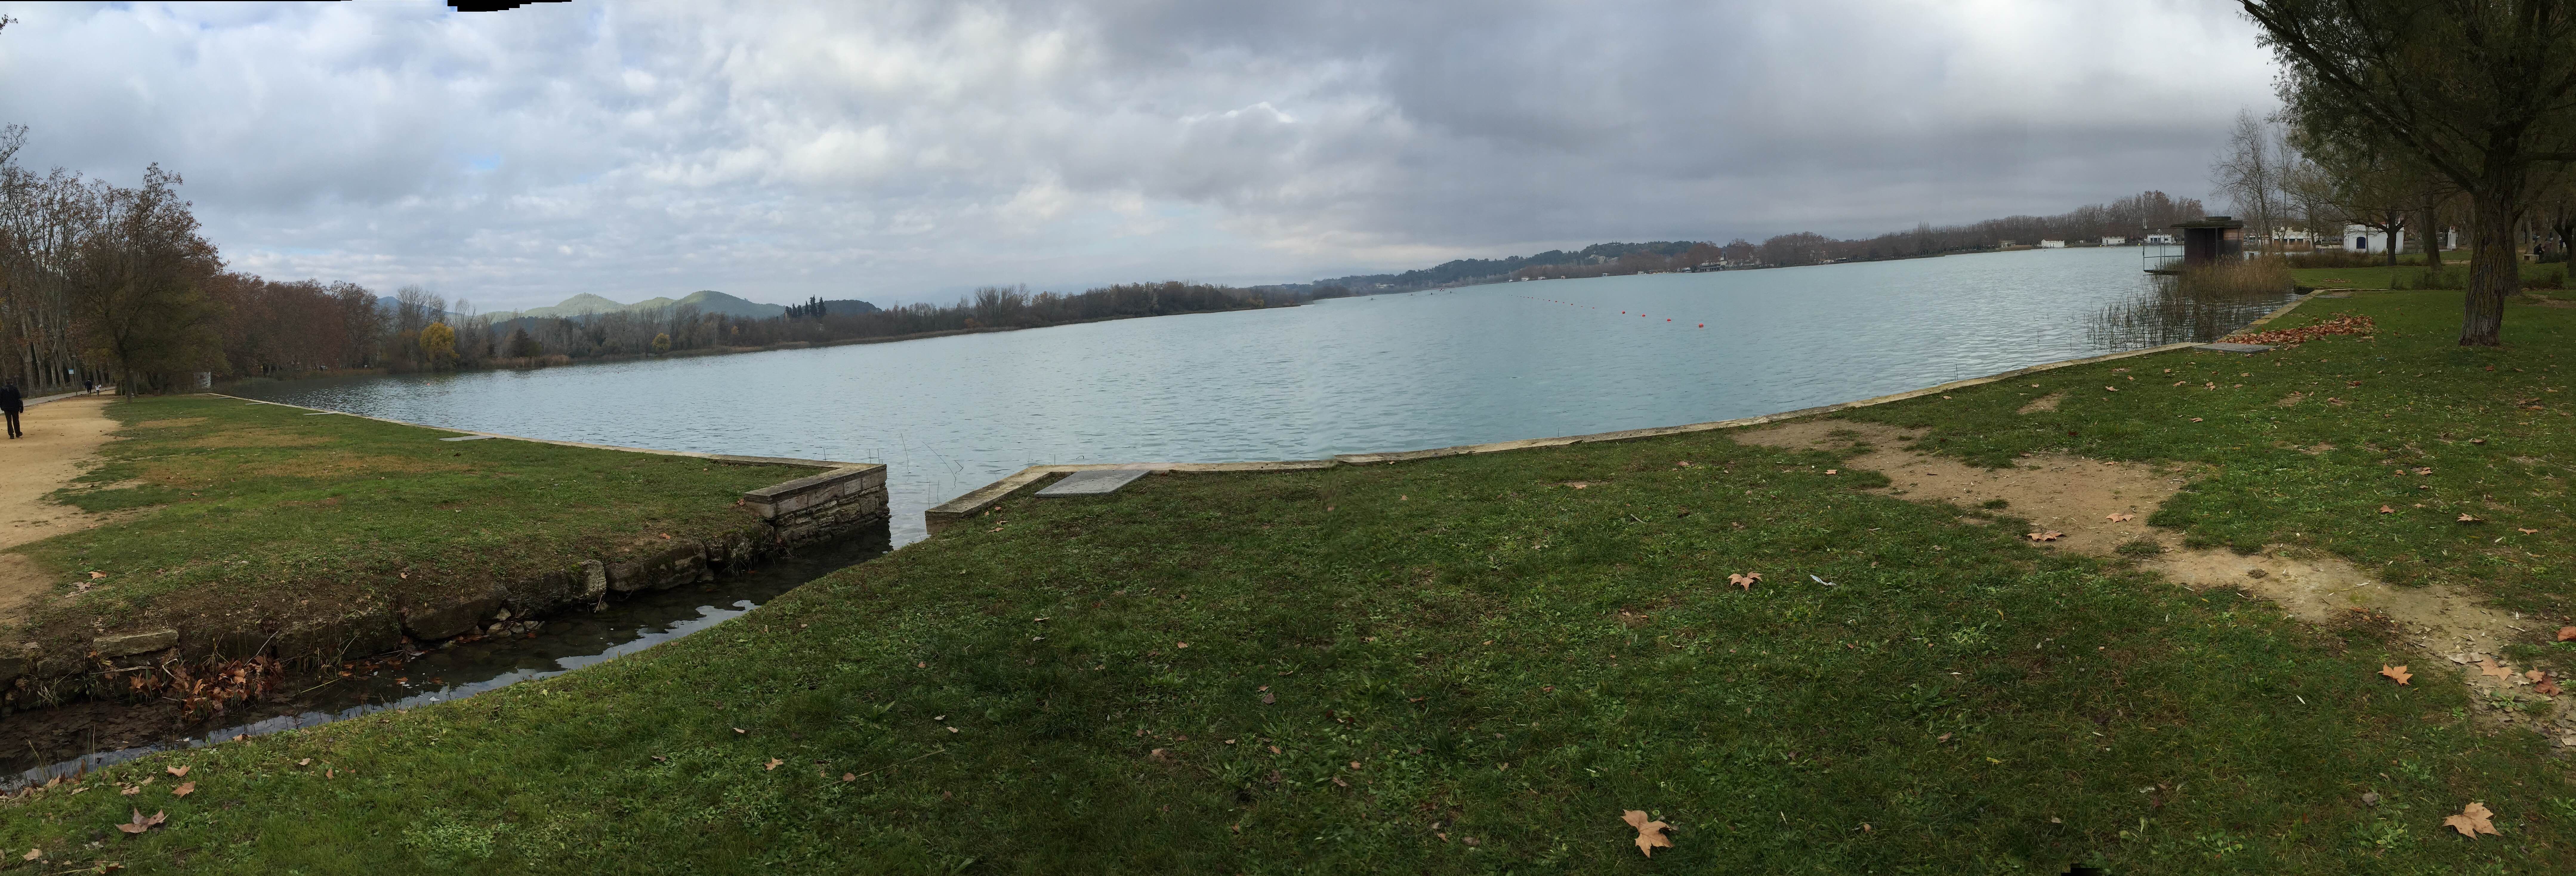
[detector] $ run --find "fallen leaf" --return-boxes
[1728,572,1762,590]
[2380,665,2411,685]
[1176,641,1189,649]
[166,766,189,778]
[2459,514,2483,523]
[2541,678,2563,696]
[113,808,166,835]
[2189,417,2203,422]
[2026,531,2063,542]
[121,785,139,796]
[2444,801,2500,838]
[1622,810,1674,857]
[841,772,856,782]
[2559,627,2576,643]
[734,728,746,735]
[89,571,106,580]
[296,758,311,767]
[765,758,783,771]
[170,782,195,798]
[2519,528,2539,534]
[2479,659,2515,679]
[2105,512,2135,522]
[1261,691,1276,704]
[2379,505,2395,514]
[20,847,38,860]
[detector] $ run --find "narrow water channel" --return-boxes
[1,528,891,790]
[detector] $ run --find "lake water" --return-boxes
[237,246,2273,544]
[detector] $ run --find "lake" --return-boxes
[235,246,2276,544]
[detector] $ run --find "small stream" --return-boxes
[2,528,890,790]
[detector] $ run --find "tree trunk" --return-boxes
[2460,190,2522,346]
[2421,204,2443,268]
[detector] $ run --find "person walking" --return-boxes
[0,384,21,439]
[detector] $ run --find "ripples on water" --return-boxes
[238,247,2279,545]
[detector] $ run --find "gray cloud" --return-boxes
[0,0,2277,309]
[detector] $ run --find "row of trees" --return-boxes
[0,124,225,395]
[2238,0,2576,345]
[1497,191,2211,281]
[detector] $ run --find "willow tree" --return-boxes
[2242,0,2576,345]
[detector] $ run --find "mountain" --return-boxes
[485,291,839,321]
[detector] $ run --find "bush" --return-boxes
[2282,250,2386,269]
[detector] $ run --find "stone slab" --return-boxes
[93,628,180,658]
[742,464,887,519]
[1035,468,1151,496]
[2197,342,2275,354]
[439,435,497,442]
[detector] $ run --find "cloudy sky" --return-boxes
[0,1,2278,310]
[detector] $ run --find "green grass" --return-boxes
[2,397,809,652]
[2291,263,2569,290]
[6,298,2575,872]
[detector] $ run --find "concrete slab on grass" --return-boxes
[1035,468,1150,497]
[2196,342,2274,354]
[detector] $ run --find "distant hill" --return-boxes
[484,291,869,322]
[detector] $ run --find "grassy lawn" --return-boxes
[2,397,811,662]
[4,292,2573,873]
[2291,262,2569,290]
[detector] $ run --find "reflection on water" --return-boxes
[2,529,889,790]
[2085,275,2300,348]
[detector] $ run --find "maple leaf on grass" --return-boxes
[2444,801,2501,838]
[2458,513,2482,523]
[2479,660,2516,680]
[1621,810,1674,857]
[20,847,38,861]
[2378,505,2395,514]
[170,782,195,798]
[2026,531,2063,542]
[764,758,784,771]
[2379,665,2411,685]
[115,808,166,835]
[1727,572,1761,590]
[2558,627,2576,643]
[165,766,189,778]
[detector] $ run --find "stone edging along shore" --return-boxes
[2,397,894,699]
[923,295,2317,533]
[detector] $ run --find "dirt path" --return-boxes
[0,396,120,631]
[1734,418,2570,743]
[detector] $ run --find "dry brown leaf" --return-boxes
[20,847,38,861]
[1823,469,1837,475]
[2479,660,2515,679]
[114,808,166,835]
[2540,678,2563,696]
[2444,801,2500,838]
[2105,512,2135,522]
[764,758,783,771]
[2520,528,2540,534]
[2026,531,2063,542]
[120,785,140,796]
[296,758,311,767]
[2558,627,2576,643]
[2459,513,2483,523]
[1622,810,1674,857]
[170,782,195,798]
[2378,505,2395,514]
[2379,664,2411,685]
[89,571,106,580]
[841,772,856,782]
[1728,572,1761,590]
[166,766,189,778]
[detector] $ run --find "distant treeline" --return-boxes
[1290,191,2210,292]
[482,282,1294,366]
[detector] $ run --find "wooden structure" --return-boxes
[2173,216,2245,266]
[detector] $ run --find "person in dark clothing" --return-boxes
[0,384,21,439]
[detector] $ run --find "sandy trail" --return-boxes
[0,395,119,631]
[1734,419,2568,741]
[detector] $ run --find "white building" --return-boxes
[2101,236,2128,246]
[2037,239,2067,249]
[2342,224,2404,254]
[2143,233,2176,245]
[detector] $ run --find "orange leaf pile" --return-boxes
[2222,313,2376,346]
[2379,665,2411,685]
[2444,801,2500,838]
[1622,810,1673,857]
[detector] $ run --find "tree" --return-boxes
[419,321,456,369]
[649,331,671,354]
[2242,0,2576,345]
[64,165,221,395]
[506,326,541,357]
[2212,109,2290,249]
